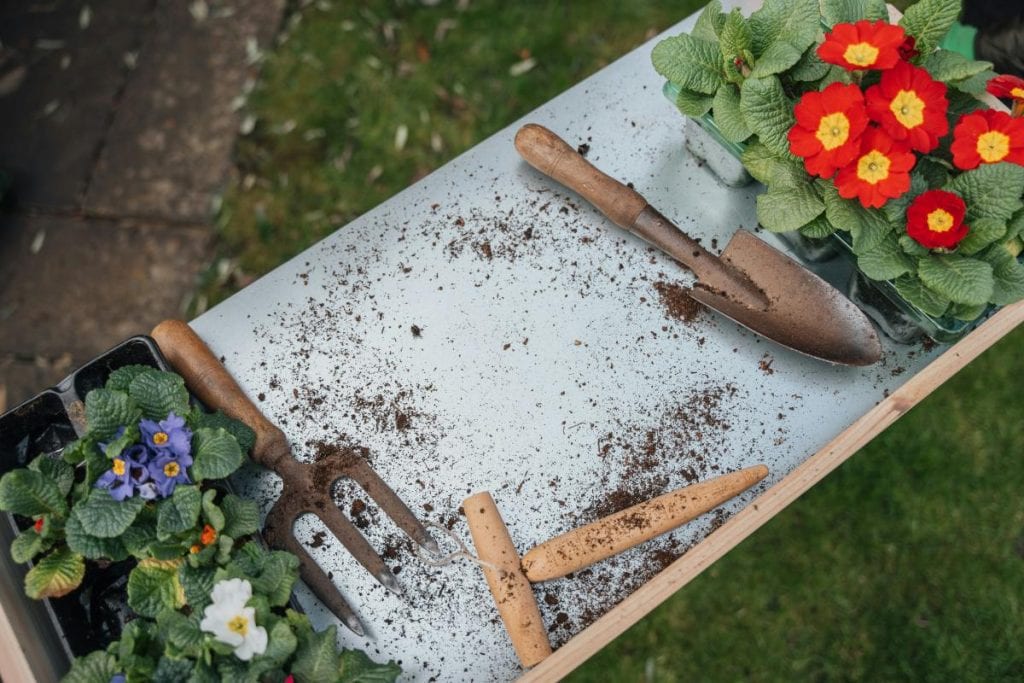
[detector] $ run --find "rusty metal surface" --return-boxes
[190,4,940,681]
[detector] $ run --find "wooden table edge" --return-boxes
[519,299,1024,682]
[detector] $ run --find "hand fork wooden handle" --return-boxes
[151,320,437,636]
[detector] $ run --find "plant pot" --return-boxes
[0,337,169,677]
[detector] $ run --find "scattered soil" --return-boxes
[653,281,702,323]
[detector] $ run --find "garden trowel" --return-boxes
[514,124,882,366]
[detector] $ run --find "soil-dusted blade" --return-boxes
[513,124,882,366]
[151,320,441,637]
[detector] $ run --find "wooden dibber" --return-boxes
[464,492,553,668]
[521,465,768,582]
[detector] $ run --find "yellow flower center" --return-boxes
[890,89,925,129]
[856,150,891,184]
[112,458,126,476]
[843,41,880,67]
[976,130,1010,163]
[153,432,169,445]
[1011,87,1024,100]
[163,461,181,477]
[926,209,955,233]
[227,615,249,636]
[815,112,852,150]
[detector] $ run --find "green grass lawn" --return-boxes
[216,2,1024,680]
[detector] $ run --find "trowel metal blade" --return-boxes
[689,230,883,366]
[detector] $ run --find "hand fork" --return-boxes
[152,320,438,636]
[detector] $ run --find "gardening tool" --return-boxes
[513,124,883,367]
[151,320,439,637]
[461,465,767,667]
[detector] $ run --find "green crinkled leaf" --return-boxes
[748,0,820,57]
[65,509,130,560]
[11,528,47,563]
[121,518,158,557]
[799,214,838,239]
[857,234,915,280]
[85,388,140,440]
[691,0,725,43]
[921,50,993,82]
[129,369,190,421]
[959,217,1007,255]
[652,33,724,95]
[292,625,341,683]
[894,276,952,317]
[947,163,1024,223]
[751,40,804,78]
[221,494,261,539]
[821,0,889,25]
[918,254,994,305]
[899,0,963,55]
[128,561,184,618]
[712,85,751,143]
[25,547,84,599]
[106,364,155,392]
[153,657,194,683]
[789,46,830,82]
[337,649,402,683]
[202,489,226,531]
[673,87,714,117]
[159,609,206,656]
[180,563,216,610]
[719,9,751,61]
[62,651,119,683]
[884,171,929,225]
[251,551,300,607]
[1006,209,1024,240]
[915,156,952,190]
[818,65,853,88]
[260,619,298,667]
[0,468,67,518]
[62,437,98,466]
[101,424,140,460]
[950,68,997,97]
[188,410,256,455]
[75,488,145,538]
[756,183,825,232]
[29,455,74,498]
[851,212,892,253]
[821,181,891,240]
[741,141,781,184]
[982,244,1024,305]
[899,234,930,257]
[948,301,989,321]
[190,428,244,481]
[739,75,795,156]
[216,533,236,565]
[157,484,202,539]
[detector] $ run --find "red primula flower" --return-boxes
[866,60,948,153]
[897,35,919,61]
[33,517,44,533]
[817,20,906,72]
[200,524,217,546]
[835,127,916,208]
[987,74,1024,116]
[906,190,970,249]
[950,109,1024,170]
[788,83,870,177]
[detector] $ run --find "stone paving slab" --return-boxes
[84,0,285,223]
[0,214,210,406]
[0,0,151,210]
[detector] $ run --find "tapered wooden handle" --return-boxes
[464,492,552,668]
[521,465,768,582]
[514,123,648,230]
[150,320,291,470]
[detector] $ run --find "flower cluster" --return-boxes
[96,413,193,501]
[788,19,1024,250]
[200,578,268,661]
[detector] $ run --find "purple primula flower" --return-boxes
[95,445,150,501]
[139,412,192,459]
[111,675,126,683]
[148,451,192,498]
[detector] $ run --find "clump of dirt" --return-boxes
[653,281,702,323]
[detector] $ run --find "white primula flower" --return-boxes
[200,578,268,661]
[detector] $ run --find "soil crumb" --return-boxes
[653,281,701,323]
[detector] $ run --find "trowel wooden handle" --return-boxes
[464,492,552,668]
[521,465,768,582]
[150,320,291,470]
[514,123,648,229]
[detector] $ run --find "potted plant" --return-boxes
[653,0,1024,342]
[0,361,400,682]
